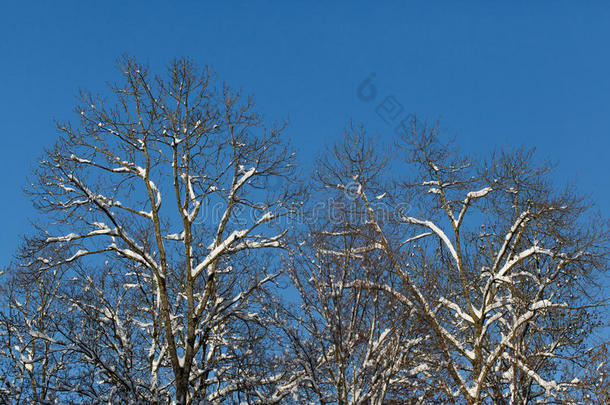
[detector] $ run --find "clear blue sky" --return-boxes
[1,1,609,264]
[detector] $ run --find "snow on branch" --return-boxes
[192,211,279,278]
[492,210,531,272]
[439,297,475,324]
[45,225,118,244]
[496,245,553,279]
[317,243,385,259]
[401,216,459,266]
[456,187,492,226]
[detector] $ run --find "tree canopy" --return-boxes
[1,58,608,405]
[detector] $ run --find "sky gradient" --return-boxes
[1,1,609,266]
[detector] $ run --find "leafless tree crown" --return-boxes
[0,60,608,405]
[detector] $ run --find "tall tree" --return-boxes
[21,57,295,404]
[277,126,441,404]
[305,120,608,404]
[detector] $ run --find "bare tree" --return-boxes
[0,261,68,404]
[273,125,449,404]
[1,57,607,404]
[308,120,608,404]
[21,56,296,404]
[280,218,429,404]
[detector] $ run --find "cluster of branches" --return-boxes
[0,58,608,404]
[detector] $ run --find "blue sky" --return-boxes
[1,1,609,264]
